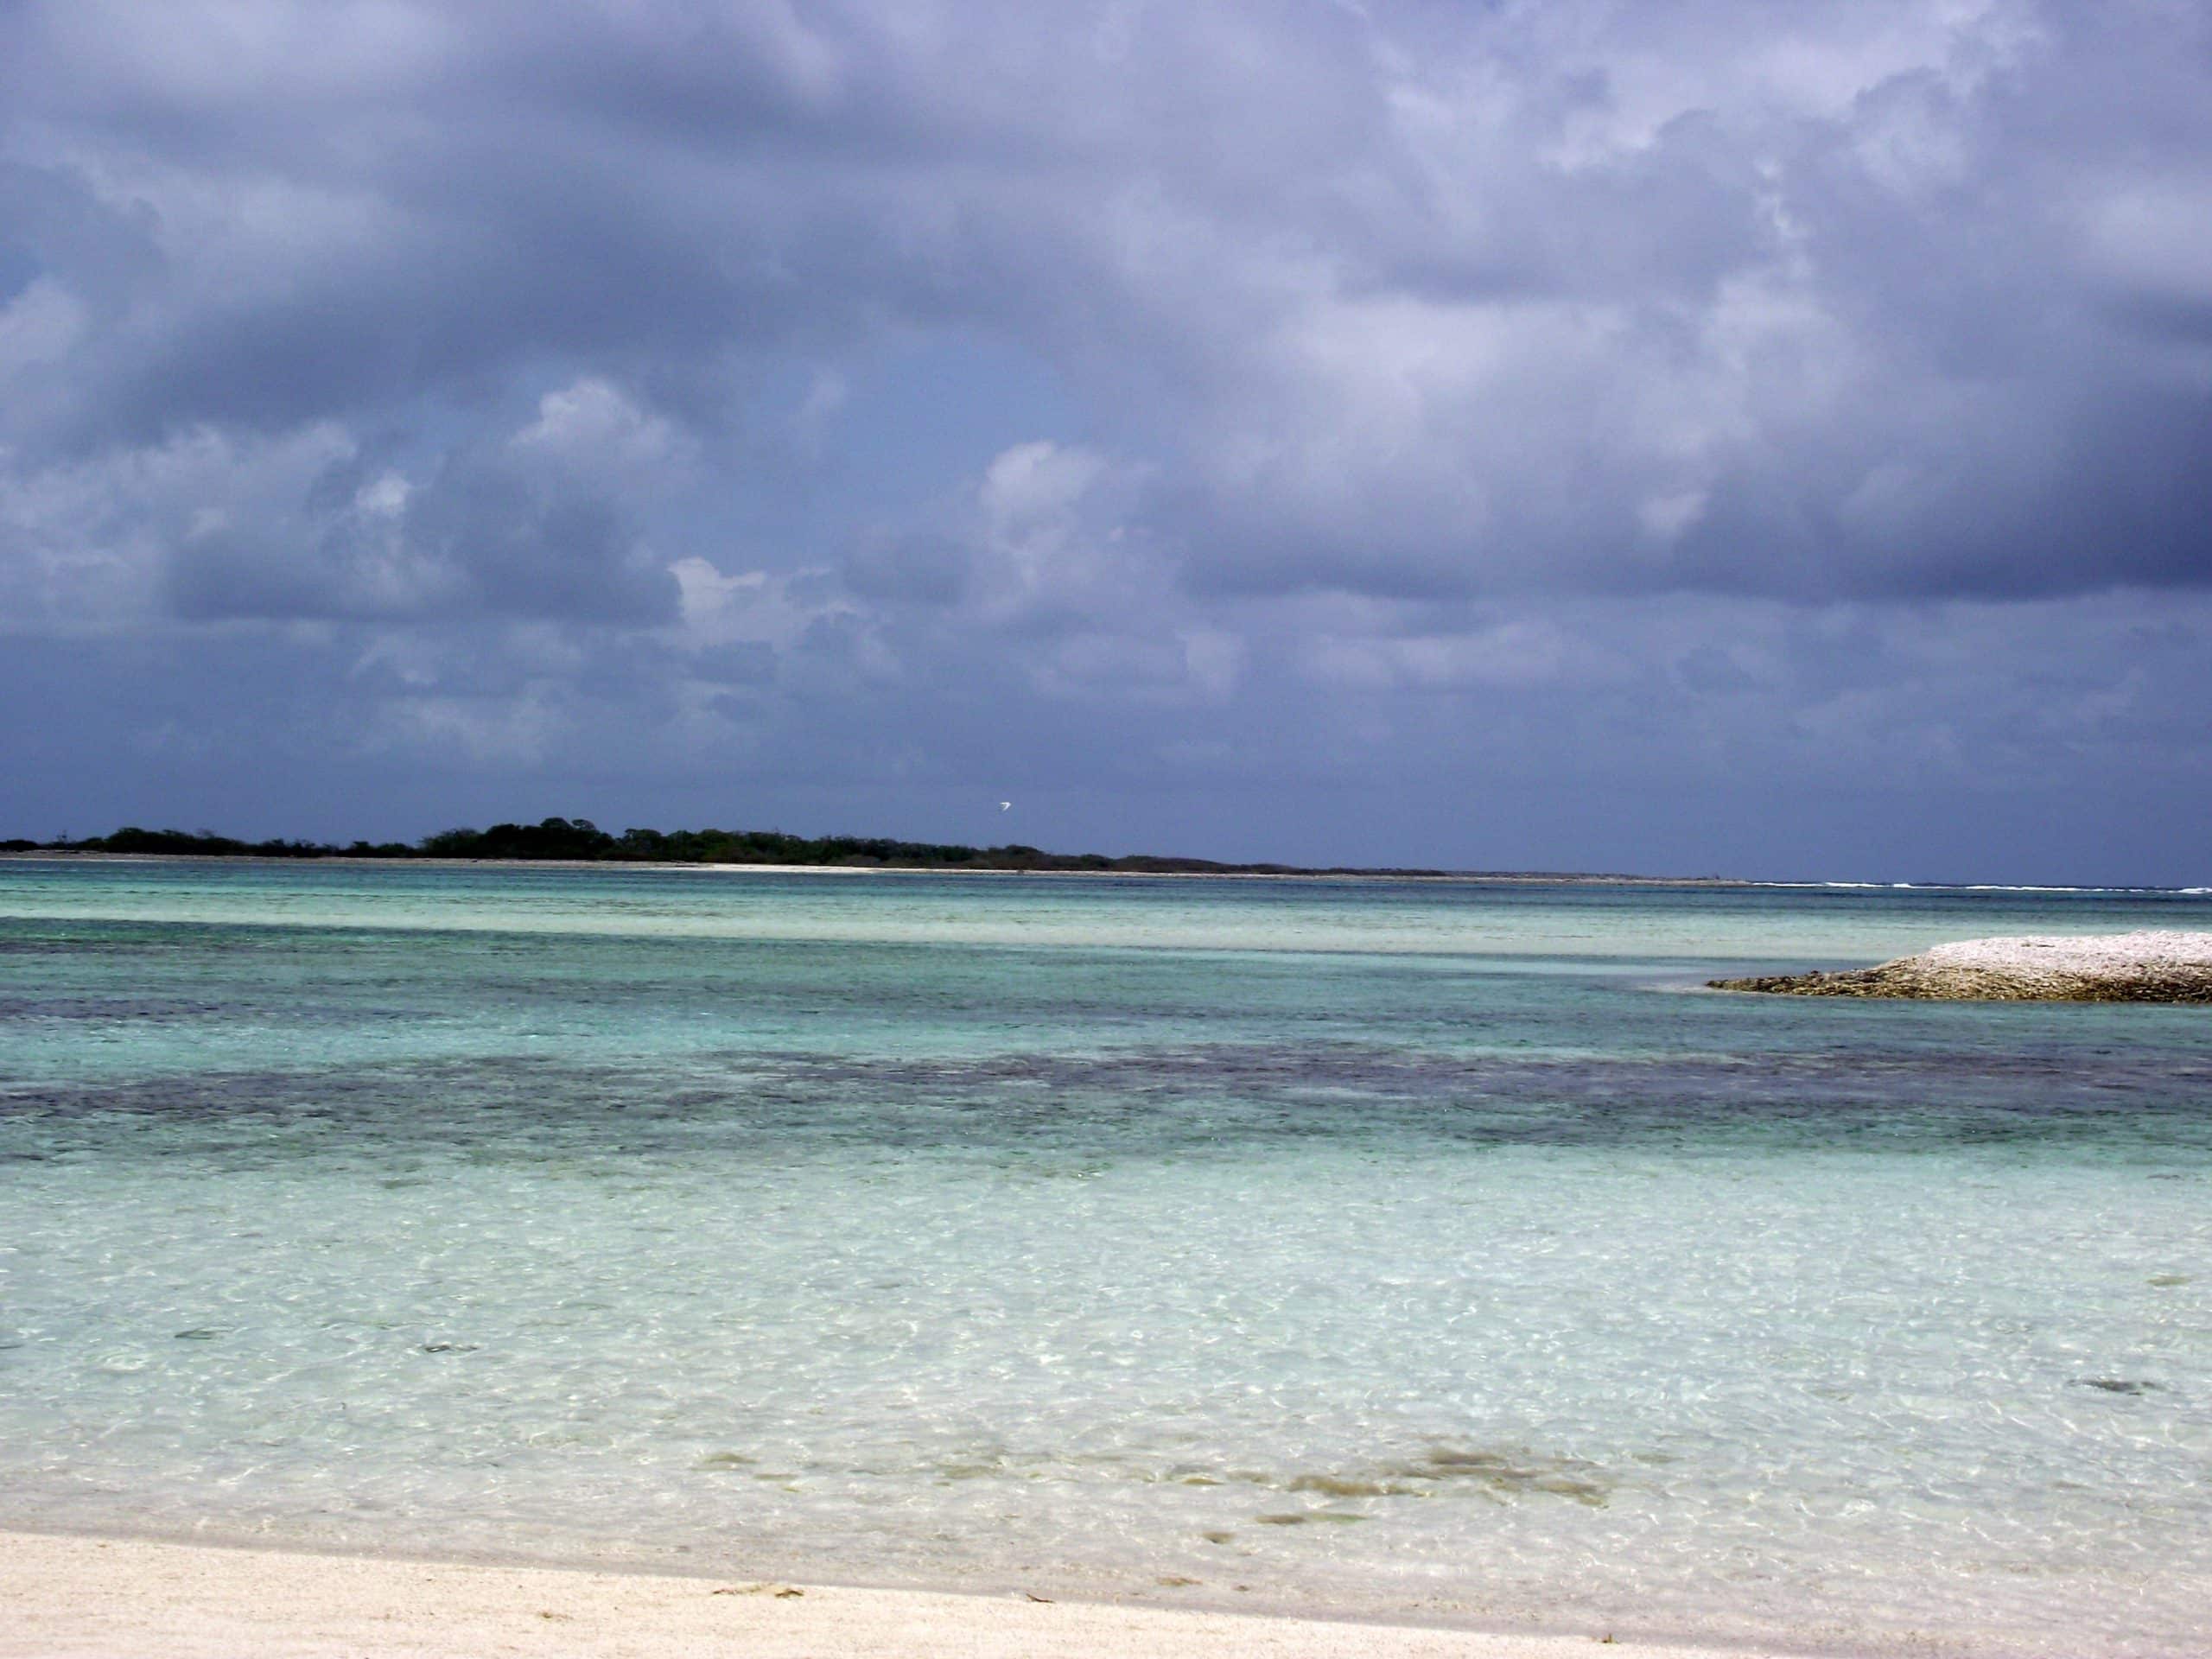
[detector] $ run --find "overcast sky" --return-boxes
[3,1,2209,881]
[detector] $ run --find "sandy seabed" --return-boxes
[0,1530,1831,1659]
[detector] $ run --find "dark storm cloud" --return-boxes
[4,0,2208,601]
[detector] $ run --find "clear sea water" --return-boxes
[2,858,2209,1655]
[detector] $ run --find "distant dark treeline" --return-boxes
[0,817,1395,875]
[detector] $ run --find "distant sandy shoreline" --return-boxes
[8,850,2204,893]
[0,1527,1836,1659]
[0,849,1748,886]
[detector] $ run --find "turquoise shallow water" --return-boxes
[3,859,2209,1654]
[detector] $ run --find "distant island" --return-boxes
[5,818,1317,873]
[0,817,1713,882]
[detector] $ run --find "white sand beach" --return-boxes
[0,1530,1827,1659]
[1916,930,2212,975]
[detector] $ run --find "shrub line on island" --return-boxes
[0,817,1722,881]
[1,817,1396,874]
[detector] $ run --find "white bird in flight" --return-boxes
[998,801,1012,811]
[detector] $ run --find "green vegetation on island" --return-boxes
[0,817,1437,875]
